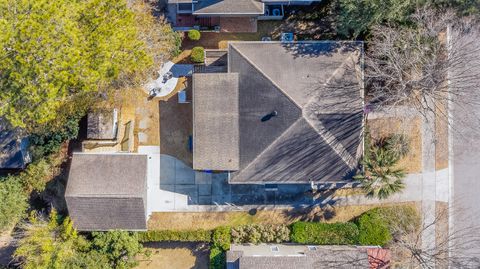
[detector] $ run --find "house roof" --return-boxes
[0,119,29,170]
[193,41,364,183]
[193,0,264,15]
[227,244,376,269]
[87,109,118,140]
[193,73,240,171]
[65,153,148,230]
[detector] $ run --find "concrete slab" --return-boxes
[138,132,148,143]
[175,185,198,205]
[160,155,176,184]
[198,184,212,196]
[195,171,213,184]
[198,196,212,205]
[175,160,195,185]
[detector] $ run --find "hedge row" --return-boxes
[138,229,212,242]
[290,222,359,245]
[231,224,290,244]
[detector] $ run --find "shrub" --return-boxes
[290,222,359,245]
[364,206,421,238]
[190,47,205,63]
[91,231,143,269]
[187,29,201,41]
[356,211,392,246]
[354,143,406,199]
[30,116,80,158]
[384,134,410,158]
[0,177,29,232]
[137,229,212,242]
[231,224,290,244]
[16,159,52,192]
[212,226,231,251]
[209,246,225,269]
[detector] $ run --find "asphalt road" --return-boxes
[451,27,480,265]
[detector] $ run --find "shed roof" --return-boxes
[87,109,118,140]
[65,153,148,230]
[193,73,239,171]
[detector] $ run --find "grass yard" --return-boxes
[368,117,423,173]
[136,242,209,269]
[147,202,419,230]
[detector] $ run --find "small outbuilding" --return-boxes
[65,153,148,231]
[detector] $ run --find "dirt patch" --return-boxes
[148,202,419,230]
[368,117,422,173]
[120,87,161,147]
[159,79,193,165]
[435,101,449,170]
[0,230,14,267]
[137,242,209,269]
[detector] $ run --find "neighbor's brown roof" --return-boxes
[193,73,239,171]
[227,244,372,269]
[193,0,264,15]
[65,153,148,231]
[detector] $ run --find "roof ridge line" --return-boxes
[303,52,358,109]
[233,117,306,181]
[302,115,358,170]
[229,44,302,110]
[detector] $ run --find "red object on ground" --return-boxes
[367,248,391,269]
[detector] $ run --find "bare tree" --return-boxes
[365,7,480,122]
[387,204,480,268]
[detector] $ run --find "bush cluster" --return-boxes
[187,29,201,41]
[190,46,205,63]
[209,246,225,269]
[231,224,290,244]
[212,226,231,251]
[355,211,392,246]
[290,222,359,245]
[30,116,80,158]
[137,229,212,242]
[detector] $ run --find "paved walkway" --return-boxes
[369,104,451,268]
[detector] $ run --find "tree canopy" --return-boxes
[14,211,143,269]
[0,0,152,129]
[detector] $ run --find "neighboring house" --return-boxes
[227,244,390,269]
[193,41,364,184]
[0,119,30,171]
[65,153,148,231]
[167,0,322,31]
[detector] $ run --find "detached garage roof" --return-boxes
[193,73,239,171]
[65,153,148,231]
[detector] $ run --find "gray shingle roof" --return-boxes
[65,153,148,231]
[227,244,371,269]
[193,0,264,15]
[193,73,240,171]
[193,41,364,183]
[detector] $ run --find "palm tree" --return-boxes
[354,145,406,199]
